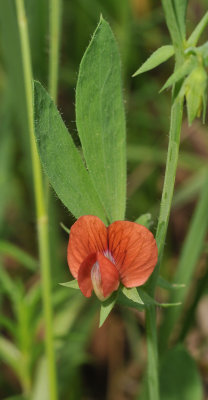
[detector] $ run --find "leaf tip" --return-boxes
[98,13,108,27]
[33,79,41,92]
[159,81,169,93]
[99,318,105,328]
[132,69,140,78]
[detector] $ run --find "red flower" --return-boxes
[67,215,158,301]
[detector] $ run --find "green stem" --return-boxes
[15,1,58,399]
[145,306,159,400]
[149,98,184,293]
[49,0,61,101]
[145,98,183,400]
[144,2,185,398]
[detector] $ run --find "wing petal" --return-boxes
[77,253,97,297]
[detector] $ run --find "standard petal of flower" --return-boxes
[67,215,108,278]
[78,253,97,297]
[108,221,158,287]
[96,253,120,298]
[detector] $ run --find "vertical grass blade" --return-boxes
[160,344,203,400]
[159,171,208,351]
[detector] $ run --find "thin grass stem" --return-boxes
[49,0,62,101]
[15,1,58,399]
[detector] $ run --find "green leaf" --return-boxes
[32,358,49,400]
[160,57,197,92]
[0,314,16,337]
[184,65,207,125]
[158,276,185,290]
[76,17,126,222]
[135,213,153,229]
[34,81,107,223]
[0,116,13,234]
[59,280,79,289]
[138,288,181,308]
[54,294,85,339]
[117,287,144,311]
[187,11,208,46]
[160,344,203,400]
[161,1,183,52]
[133,45,174,77]
[118,286,180,310]
[0,263,19,302]
[0,337,22,377]
[173,0,188,40]
[122,287,144,305]
[198,42,208,66]
[0,240,38,271]
[99,292,117,327]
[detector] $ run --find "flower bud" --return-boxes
[184,64,207,125]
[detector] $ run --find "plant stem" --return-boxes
[145,306,159,400]
[149,98,184,293]
[145,2,185,398]
[15,1,58,399]
[145,98,183,400]
[49,0,61,101]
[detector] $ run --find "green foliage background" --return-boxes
[0,0,208,399]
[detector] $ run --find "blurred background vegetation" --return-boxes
[0,0,208,399]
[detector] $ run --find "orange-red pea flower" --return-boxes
[67,215,158,301]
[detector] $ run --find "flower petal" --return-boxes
[67,215,108,278]
[77,253,97,297]
[96,253,120,298]
[108,221,158,287]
